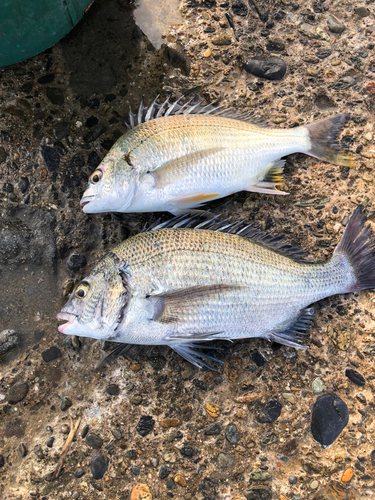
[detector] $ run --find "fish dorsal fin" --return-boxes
[150,214,309,263]
[123,95,269,129]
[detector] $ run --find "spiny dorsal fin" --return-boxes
[149,213,309,263]
[123,95,269,129]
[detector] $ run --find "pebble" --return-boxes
[7,382,29,405]
[259,399,283,423]
[289,476,297,484]
[130,484,152,500]
[86,433,103,449]
[212,35,232,46]
[244,488,272,500]
[0,455,4,468]
[310,480,319,490]
[46,87,64,105]
[53,121,70,140]
[130,395,143,405]
[18,442,27,458]
[131,465,141,475]
[67,253,87,272]
[332,76,356,90]
[166,478,175,490]
[91,453,109,479]
[251,352,266,367]
[203,48,211,58]
[180,445,195,458]
[311,393,349,448]
[326,13,346,33]
[111,428,122,440]
[163,453,176,463]
[61,424,70,434]
[33,445,44,459]
[159,465,171,479]
[245,56,286,81]
[312,377,325,394]
[18,177,30,193]
[249,471,272,481]
[81,425,89,439]
[315,49,332,59]
[136,416,155,437]
[205,402,220,418]
[41,146,60,172]
[0,330,19,355]
[365,132,372,142]
[46,437,55,448]
[345,368,365,386]
[174,474,186,486]
[41,346,62,362]
[204,422,222,436]
[217,452,234,469]
[354,6,370,17]
[232,0,247,16]
[61,396,72,411]
[327,326,350,350]
[341,468,353,482]
[225,423,238,444]
[282,393,295,404]
[106,384,120,396]
[266,38,285,52]
[161,418,180,428]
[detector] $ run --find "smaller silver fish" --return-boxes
[57,206,375,369]
[80,97,354,215]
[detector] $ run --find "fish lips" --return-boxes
[80,195,96,212]
[56,311,77,333]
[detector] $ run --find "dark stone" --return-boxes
[0,455,4,467]
[46,437,55,448]
[37,74,55,84]
[332,76,356,90]
[81,425,90,439]
[315,49,332,59]
[86,116,99,128]
[165,43,191,76]
[33,445,45,459]
[18,177,30,193]
[69,154,85,168]
[106,384,120,396]
[7,382,29,405]
[88,151,101,169]
[159,464,171,479]
[326,14,345,33]
[53,141,67,156]
[101,139,115,150]
[204,422,222,436]
[232,0,247,16]
[21,82,33,93]
[354,6,370,18]
[131,465,140,475]
[88,98,100,108]
[244,487,272,500]
[3,182,14,193]
[204,27,216,33]
[41,147,60,172]
[371,449,375,467]
[252,352,266,367]
[60,396,72,411]
[53,121,70,140]
[46,87,65,105]
[193,379,208,391]
[76,469,86,478]
[0,147,7,163]
[199,477,219,500]
[245,56,286,81]
[311,393,349,448]
[86,433,103,449]
[18,442,28,458]
[266,39,285,52]
[67,253,87,272]
[149,355,166,371]
[104,94,116,102]
[91,454,109,479]
[225,423,238,444]
[166,478,176,489]
[136,416,155,437]
[180,445,195,458]
[42,346,62,362]
[289,475,297,484]
[259,399,283,423]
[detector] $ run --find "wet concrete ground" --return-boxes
[0,0,375,499]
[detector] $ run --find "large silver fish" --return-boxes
[57,206,375,369]
[80,97,354,215]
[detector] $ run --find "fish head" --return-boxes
[57,253,130,340]
[80,145,137,213]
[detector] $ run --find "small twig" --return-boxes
[52,415,82,480]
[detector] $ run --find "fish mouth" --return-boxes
[56,312,77,333]
[80,196,94,209]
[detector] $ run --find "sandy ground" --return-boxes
[0,0,375,499]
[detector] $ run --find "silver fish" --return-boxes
[57,206,375,369]
[80,97,354,215]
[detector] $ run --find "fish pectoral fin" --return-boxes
[169,342,226,371]
[152,147,226,188]
[172,192,221,210]
[266,307,314,349]
[249,159,289,195]
[148,284,241,324]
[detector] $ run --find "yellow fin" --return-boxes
[174,193,220,205]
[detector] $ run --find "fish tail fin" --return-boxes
[333,205,375,292]
[305,113,354,167]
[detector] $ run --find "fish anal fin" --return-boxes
[250,159,288,195]
[152,147,226,189]
[149,284,240,324]
[266,307,314,348]
[249,185,289,196]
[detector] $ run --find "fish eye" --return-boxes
[90,169,103,184]
[75,282,89,299]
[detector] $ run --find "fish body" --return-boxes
[57,206,375,368]
[80,99,353,215]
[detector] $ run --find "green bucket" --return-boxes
[0,0,93,68]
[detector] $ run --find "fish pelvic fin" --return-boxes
[333,204,375,292]
[305,113,354,167]
[267,307,314,348]
[251,159,289,195]
[169,342,225,371]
